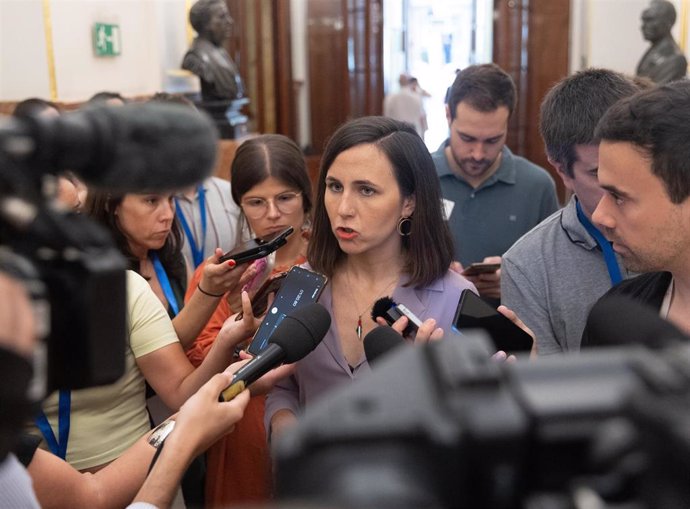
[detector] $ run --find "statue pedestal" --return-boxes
[197,98,250,139]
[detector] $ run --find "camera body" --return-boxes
[274,332,690,509]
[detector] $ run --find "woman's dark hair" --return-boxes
[85,190,186,285]
[230,134,312,222]
[307,116,454,287]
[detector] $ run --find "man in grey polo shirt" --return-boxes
[501,69,639,355]
[433,64,558,301]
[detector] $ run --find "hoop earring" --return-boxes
[397,216,412,236]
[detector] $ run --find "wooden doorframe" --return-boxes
[493,0,571,203]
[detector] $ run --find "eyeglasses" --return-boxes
[241,191,303,219]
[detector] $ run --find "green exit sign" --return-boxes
[93,23,121,57]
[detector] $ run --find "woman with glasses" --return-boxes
[185,134,312,506]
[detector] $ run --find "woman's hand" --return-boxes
[216,291,261,350]
[497,304,538,358]
[375,316,444,343]
[172,372,251,456]
[233,350,296,396]
[198,248,250,297]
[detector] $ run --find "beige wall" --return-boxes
[0,0,191,102]
[570,0,688,75]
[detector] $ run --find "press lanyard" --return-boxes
[576,200,623,285]
[151,252,180,317]
[175,185,207,268]
[35,390,71,459]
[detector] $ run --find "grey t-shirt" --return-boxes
[501,197,634,354]
[432,143,558,266]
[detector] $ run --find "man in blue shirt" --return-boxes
[433,64,558,300]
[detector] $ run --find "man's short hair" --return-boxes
[539,69,638,177]
[446,63,516,119]
[595,79,690,204]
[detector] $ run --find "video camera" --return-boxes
[0,102,217,394]
[274,308,690,509]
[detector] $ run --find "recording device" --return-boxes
[219,226,293,264]
[220,303,331,402]
[246,266,328,356]
[235,270,289,321]
[583,293,686,349]
[461,262,500,276]
[0,103,218,393]
[0,102,217,193]
[371,296,423,338]
[274,296,690,509]
[363,325,405,366]
[453,289,533,354]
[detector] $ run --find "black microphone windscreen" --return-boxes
[371,296,395,323]
[269,303,331,363]
[34,103,218,192]
[363,325,404,365]
[585,294,688,349]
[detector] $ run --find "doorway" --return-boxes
[382,0,493,150]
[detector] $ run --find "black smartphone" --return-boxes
[462,262,501,277]
[218,226,294,265]
[234,271,289,321]
[452,289,533,353]
[246,266,328,356]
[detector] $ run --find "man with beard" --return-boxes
[432,64,558,301]
[582,80,690,343]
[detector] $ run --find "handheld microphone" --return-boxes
[584,294,689,349]
[363,326,405,366]
[371,296,423,338]
[0,103,218,192]
[219,302,331,402]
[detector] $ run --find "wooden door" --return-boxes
[493,0,571,203]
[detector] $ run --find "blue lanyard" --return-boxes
[151,252,180,317]
[34,390,71,460]
[175,185,207,268]
[576,200,623,285]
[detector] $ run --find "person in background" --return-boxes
[148,92,242,269]
[186,134,312,506]
[383,76,427,139]
[266,117,477,443]
[432,64,558,302]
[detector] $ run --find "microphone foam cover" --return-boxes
[371,296,396,323]
[586,294,688,349]
[363,325,404,365]
[269,303,331,363]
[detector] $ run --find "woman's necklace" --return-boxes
[344,270,400,341]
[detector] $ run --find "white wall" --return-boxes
[0,0,191,102]
[570,0,688,75]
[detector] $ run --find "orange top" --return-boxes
[185,253,307,506]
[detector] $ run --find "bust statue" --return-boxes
[182,0,245,101]
[636,0,687,84]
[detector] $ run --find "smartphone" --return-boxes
[218,226,294,265]
[246,266,328,356]
[462,262,501,277]
[235,271,289,321]
[452,289,533,353]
